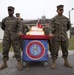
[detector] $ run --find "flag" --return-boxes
[38,23,43,28]
[37,19,43,29]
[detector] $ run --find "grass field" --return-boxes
[68,35,74,50]
[0,35,74,52]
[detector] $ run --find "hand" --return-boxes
[18,32,23,37]
[49,34,54,38]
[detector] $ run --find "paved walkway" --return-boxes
[48,50,74,57]
[0,50,74,75]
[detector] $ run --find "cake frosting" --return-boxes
[26,26,45,35]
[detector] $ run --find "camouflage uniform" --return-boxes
[19,20,28,50]
[18,20,29,50]
[1,16,22,61]
[50,15,71,60]
[20,21,29,35]
[15,13,29,51]
[43,25,52,35]
[43,25,53,52]
[0,6,23,71]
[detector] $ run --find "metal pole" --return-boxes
[69,11,71,38]
[69,8,74,38]
[69,11,70,21]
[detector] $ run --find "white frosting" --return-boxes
[26,26,44,35]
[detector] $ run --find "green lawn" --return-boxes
[0,43,2,51]
[0,35,74,52]
[68,35,74,50]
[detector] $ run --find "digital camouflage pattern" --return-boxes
[43,25,53,52]
[18,20,29,50]
[43,25,52,35]
[50,15,71,59]
[1,16,22,61]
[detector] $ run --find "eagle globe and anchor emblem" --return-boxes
[26,40,45,60]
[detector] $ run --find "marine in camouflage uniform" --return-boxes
[12,13,30,58]
[50,5,73,69]
[16,13,29,49]
[43,21,52,35]
[43,20,53,52]
[15,14,30,50]
[0,6,23,71]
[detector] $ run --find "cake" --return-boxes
[26,26,45,35]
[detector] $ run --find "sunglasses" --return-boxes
[59,9,63,11]
[8,9,13,11]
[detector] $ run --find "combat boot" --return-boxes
[64,58,73,68]
[0,60,7,70]
[17,61,23,71]
[51,59,56,69]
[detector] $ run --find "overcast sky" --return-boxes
[0,0,74,39]
[0,0,74,21]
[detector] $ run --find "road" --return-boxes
[0,51,74,75]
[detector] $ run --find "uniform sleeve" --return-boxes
[16,19,22,33]
[43,26,52,35]
[22,24,27,34]
[67,19,71,31]
[18,20,23,33]
[49,27,53,34]
[1,18,6,30]
[50,17,55,33]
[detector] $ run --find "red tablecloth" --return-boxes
[21,35,50,40]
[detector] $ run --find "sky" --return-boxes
[0,0,74,22]
[0,0,74,39]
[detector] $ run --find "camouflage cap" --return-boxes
[57,5,64,9]
[8,6,15,11]
[16,13,20,16]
